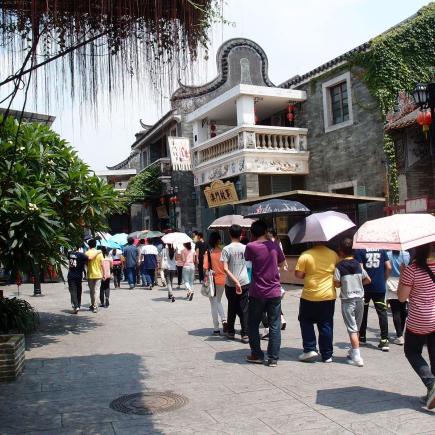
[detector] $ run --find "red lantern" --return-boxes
[417,109,432,138]
[287,104,295,124]
[160,197,165,205]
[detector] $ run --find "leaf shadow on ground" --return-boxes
[25,311,103,350]
[316,386,432,415]
[0,353,166,434]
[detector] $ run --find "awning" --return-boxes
[232,189,385,210]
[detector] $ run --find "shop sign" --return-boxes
[168,137,191,171]
[405,197,428,213]
[156,205,169,219]
[204,180,239,208]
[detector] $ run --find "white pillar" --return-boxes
[236,95,255,126]
[192,120,208,146]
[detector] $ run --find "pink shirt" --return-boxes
[181,248,195,266]
[102,258,112,280]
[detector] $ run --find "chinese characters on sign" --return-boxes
[204,180,239,208]
[168,137,191,171]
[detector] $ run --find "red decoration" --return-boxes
[160,197,165,205]
[417,109,432,138]
[287,104,295,125]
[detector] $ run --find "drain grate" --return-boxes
[110,392,188,415]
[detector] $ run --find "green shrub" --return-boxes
[0,297,39,334]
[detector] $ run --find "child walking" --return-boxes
[334,238,371,367]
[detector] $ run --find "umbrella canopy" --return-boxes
[353,213,435,251]
[208,215,256,230]
[245,199,309,218]
[289,211,356,244]
[128,230,149,239]
[161,232,193,246]
[109,233,128,246]
[145,231,165,239]
[97,239,122,250]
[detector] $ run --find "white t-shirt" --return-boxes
[140,245,158,256]
[160,248,177,271]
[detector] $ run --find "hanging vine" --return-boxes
[349,3,435,205]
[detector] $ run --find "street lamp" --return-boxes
[412,81,435,155]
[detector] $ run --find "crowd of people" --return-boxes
[65,224,435,410]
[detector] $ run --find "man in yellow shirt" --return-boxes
[295,243,339,363]
[85,239,104,313]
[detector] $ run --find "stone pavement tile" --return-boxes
[275,424,353,435]
[341,421,398,435]
[259,410,339,433]
[364,411,435,434]
[113,417,277,435]
[0,413,61,434]
[206,398,313,422]
[21,423,116,435]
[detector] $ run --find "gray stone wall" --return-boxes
[294,67,386,207]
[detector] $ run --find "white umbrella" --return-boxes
[353,213,435,250]
[161,232,193,246]
[208,215,256,230]
[289,211,356,244]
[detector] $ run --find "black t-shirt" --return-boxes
[67,251,88,280]
[195,241,208,261]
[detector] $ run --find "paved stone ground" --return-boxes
[0,280,434,435]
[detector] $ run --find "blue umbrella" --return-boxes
[97,239,122,250]
[109,233,128,246]
[244,199,310,218]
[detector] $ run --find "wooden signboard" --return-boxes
[204,180,239,208]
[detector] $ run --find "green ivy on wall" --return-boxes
[349,3,435,205]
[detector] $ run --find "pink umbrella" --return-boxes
[353,213,435,250]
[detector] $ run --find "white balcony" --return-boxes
[192,125,309,186]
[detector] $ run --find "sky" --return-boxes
[1,0,432,170]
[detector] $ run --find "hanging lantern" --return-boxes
[417,109,432,138]
[287,104,295,124]
[160,197,165,205]
[173,196,179,204]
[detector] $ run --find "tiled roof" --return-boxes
[385,109,418,132]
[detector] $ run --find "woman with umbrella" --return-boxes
[398,242,435,410]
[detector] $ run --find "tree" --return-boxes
[0,114,124,291]
[124,165,162,206]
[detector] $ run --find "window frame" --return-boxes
[322,71,354,133]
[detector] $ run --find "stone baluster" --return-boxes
[294,134,300,151]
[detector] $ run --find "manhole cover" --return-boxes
[110,392,188,415]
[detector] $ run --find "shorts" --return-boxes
[341,298,364,334]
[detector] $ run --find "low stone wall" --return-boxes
[0,334,25,382]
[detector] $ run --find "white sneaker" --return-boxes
[323,358,333,363]
[393,336,404,345]
[347,356,364,367]
[298,351,318,362]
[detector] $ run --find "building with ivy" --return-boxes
[105,4,434,234]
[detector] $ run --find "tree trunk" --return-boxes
[32,261,42,296]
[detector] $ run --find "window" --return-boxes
[322,71,353,133]
[330,82,349,125]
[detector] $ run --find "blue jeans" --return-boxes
[141,268,155,287]
[126,266,136,288]
[298,298,335,361]
[248,296,281,361]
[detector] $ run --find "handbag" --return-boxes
[201,250,216,297]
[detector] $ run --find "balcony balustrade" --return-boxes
[193,125,307,167]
